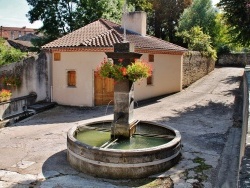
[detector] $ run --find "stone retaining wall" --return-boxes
[183,51,215,88]
[217,53,250,67]
[239,67,250,187]
[0,52,50,102]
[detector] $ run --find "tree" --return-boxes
[74,0,123,29]
[27,0,73,40]
[151,0,192,42]
[217,0,250,46]
[127,0,153,11]
[26,0,123,47]
[177,0,217,40]
[213,13,232,54]
[176,26,217,60]
[128,0,192,42]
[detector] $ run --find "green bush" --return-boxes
[0,38,26,66]
[176,26,217,60]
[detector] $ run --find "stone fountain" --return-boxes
[67,42,181,179]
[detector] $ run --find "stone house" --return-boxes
[42,12,187,106]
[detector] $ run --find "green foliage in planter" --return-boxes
[0,89,11,102]
[127,61,152,82]
[97,58,152,82]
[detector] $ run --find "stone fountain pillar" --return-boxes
[106,42,142,139]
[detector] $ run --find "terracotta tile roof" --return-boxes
[7,40,32,52]
[42,19,187,53]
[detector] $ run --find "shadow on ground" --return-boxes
[42,150,76,176]
[12,93,176,127]
[136,93,176,108]
[157,100,233,124]
[156,73,243,130]
[38,150,174,187]
[221,75,243,96]
[12,105,115,127]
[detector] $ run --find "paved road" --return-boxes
[0,67,244,187]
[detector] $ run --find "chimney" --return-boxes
[122,11,147,36]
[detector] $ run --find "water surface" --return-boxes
[75,129,171,150]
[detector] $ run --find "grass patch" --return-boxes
[193,157,212,173]
[192,157,212,182]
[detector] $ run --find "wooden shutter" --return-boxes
[54,53,61,61]
[149,54,154,62]
[68,71,76,86]
[147,72,153,85]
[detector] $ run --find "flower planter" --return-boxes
[0,89,12,103]
[0,97,10,103]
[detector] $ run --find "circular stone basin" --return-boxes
[67,120,181,179]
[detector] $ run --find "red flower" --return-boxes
[118,58,123,63]
[120,67,127,76]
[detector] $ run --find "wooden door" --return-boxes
[94,71,114,106]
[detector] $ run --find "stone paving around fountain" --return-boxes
[0,67,245,187]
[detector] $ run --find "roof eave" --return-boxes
[43,46,187,55]
[135,48,187,55]
[42,46,114,52]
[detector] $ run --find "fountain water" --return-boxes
[67,42,182,179]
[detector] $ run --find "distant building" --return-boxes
[0,26,37,40]
[8,33,41,52]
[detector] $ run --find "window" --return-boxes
[149,54,154,62]
[67,71,76,87]
[147,72,153,85]
[54,53,61,61]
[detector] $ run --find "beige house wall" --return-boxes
[52,51,106,106]
[52,51,183,106]
[134,54,182,101]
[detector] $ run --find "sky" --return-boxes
[0,0,220,29]
[0,0,42,28]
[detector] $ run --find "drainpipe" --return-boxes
[46,50,53,102]
[50,50,53,102]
